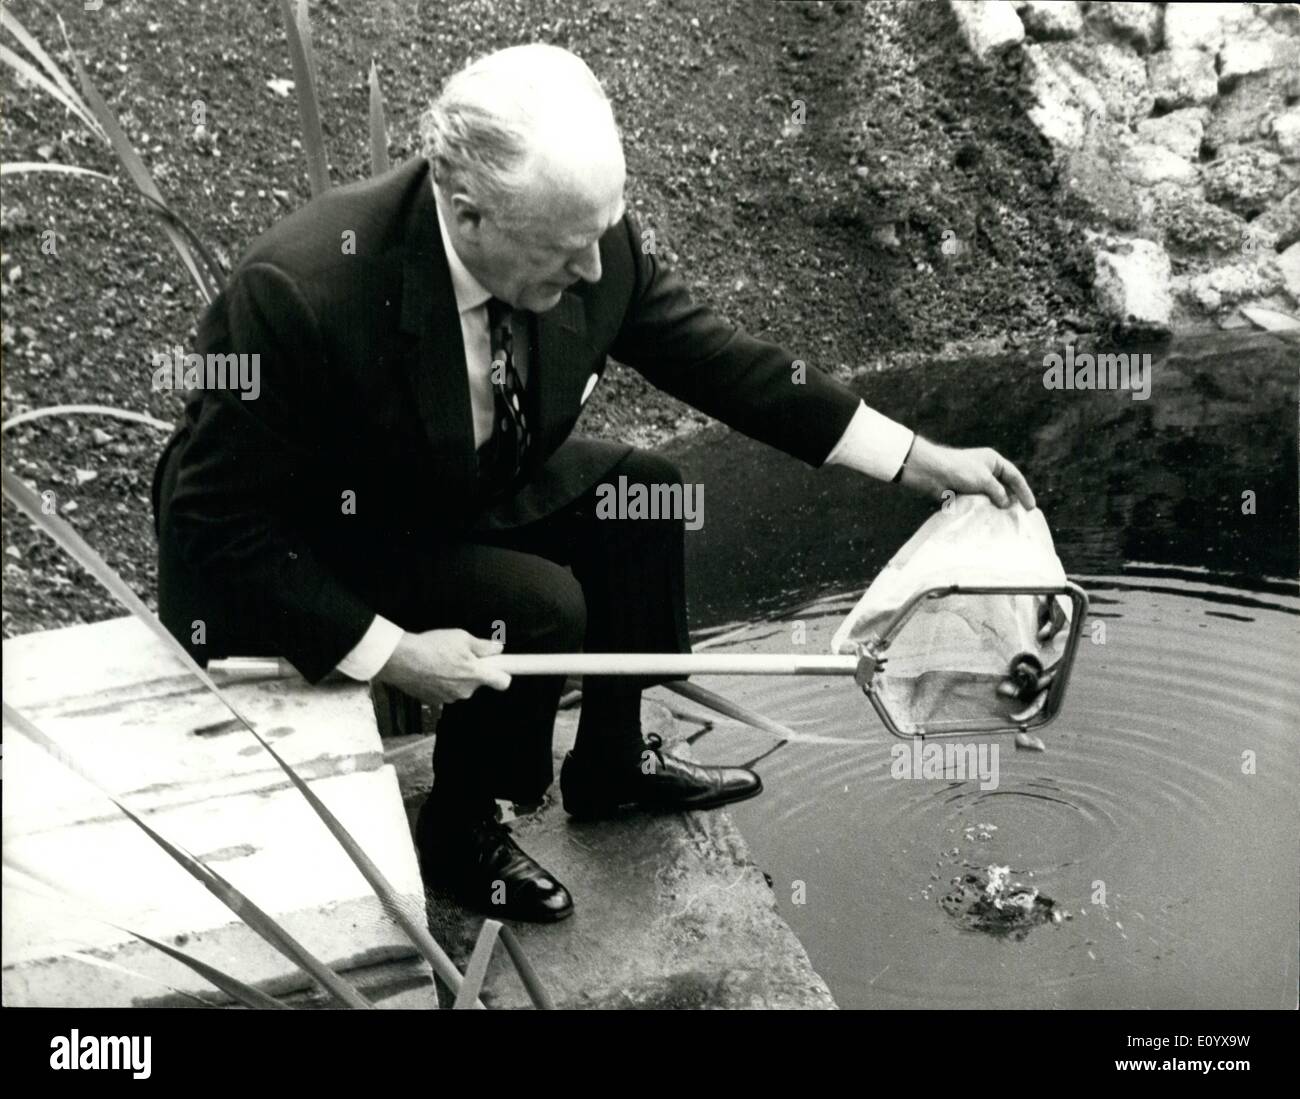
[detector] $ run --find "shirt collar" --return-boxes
[434,186,493,314]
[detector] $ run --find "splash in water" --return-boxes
[940,863,1058,940]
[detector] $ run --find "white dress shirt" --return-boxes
[336,199,915,680]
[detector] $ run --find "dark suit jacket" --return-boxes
[154,156,861,681]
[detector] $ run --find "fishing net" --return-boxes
[831,496,1074,734]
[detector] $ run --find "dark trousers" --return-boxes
[372,448,690,813]
[157,447,690,815]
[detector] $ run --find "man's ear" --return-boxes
[448,192,484,240]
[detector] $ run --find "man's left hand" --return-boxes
[897,436,1036,510]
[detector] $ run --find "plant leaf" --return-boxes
[497,924,555,1009]
[0,43,104,139]
[278,0,328,197]
[453,919,502,1009]
[55,24,217,303]
[1,467,479,1007]
[0,161,114,181]
[0,8,103,137]
[368,59,389,177]
[1,403,174,434]
[3,703,370,1008]
[121,929,290,1009]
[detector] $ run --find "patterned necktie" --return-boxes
[482,297,531,493]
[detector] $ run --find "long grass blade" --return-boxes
[67,951,216,1007]
[453,919,501,1009]
[661,679,798,740]
[6,860,287,1008]
[368,59,389,177]
[1,467,481,1006]
[0,161,114,181]
[55,20,215,303]
[497,924,555,1009]
[278,0,329,197]
[121,929,290,1009]
[452,920,554,1009]
[1,404,174,433]
[135,190,226,297]
[0,43,103,138]
[3,704,370,1008]
[0,8,103,137]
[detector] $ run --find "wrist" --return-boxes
[891,433,919,483]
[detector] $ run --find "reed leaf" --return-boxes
[368,59,389,177]
[1,404,174,434]
[453,919,501,1009]
[135,190,227,298]
[0,8,103,136]
[54,21,216,303]
[0,42,103,138]
[453,920,554,1009]
[278,0,329,198]
[7,857,287,1008]
[496,924,555,1009]
[662,679,798,740]
[2,467,479,1007]
[0,161,114,181]
[3,703,369,1009]
[119,929,290,1009]
[68,952,217,1008]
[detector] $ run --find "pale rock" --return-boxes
[1203,147,1284,216]
[1206,68,1300,149]
[1148,48,1218,109]
[950,0,1025,61]
[1022,42,1105,148]
[1093,238,1173,332]
[1181,259,1285,307]
[1026,41,1153,129]
[1135,107,1208,160]
[1253,187,1300,249]
[1162,2,1248,54]
[1084,1,1162,53]
[1281,241,1300,301]
[1218,30,1300,83]
[1016,0,1082,40]
[1273,108,1300,161]
[1259,3,1300,36]
[1120,139,1199,186]
[1143,183,1252,255]
[1061,129,1142,227]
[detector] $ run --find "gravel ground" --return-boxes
[1,0,1099,638]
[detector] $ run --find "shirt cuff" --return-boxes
[823,400,915,481]
[335,614,405,681]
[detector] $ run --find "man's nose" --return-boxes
[566,241,601,285]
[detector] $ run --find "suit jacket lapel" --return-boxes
[533,291,587,460]
[397,176,477,496]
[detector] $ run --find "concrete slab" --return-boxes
[404,699,836,1009]
[2,616,432,1007]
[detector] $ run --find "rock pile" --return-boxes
[950,0,1300,333]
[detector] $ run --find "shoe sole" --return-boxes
[563,775,765,821]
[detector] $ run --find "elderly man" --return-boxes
[152,44,1034,923]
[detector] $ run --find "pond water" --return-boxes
[664,332,1299,1009]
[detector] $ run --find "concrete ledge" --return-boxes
[2,616,431,1007]
[394,700,836,1010]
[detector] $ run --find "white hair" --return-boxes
[420,43,617,228]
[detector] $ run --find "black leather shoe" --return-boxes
[560,733,763,820]
[415,800,574,923]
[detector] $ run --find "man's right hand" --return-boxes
[374,628,512,705]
